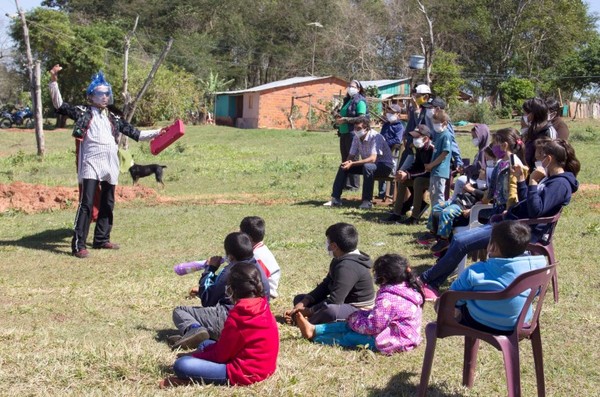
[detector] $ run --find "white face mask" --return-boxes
[413,137,425,148]
[547,112,556,121]
[347,87,359,96]
[433,123,445,133]
[386,113,398,123]
[476,179,487,190]
[486,160,495,167]
[425,108,435,118]
[535,157,549,174]
[355,128,368,138]
[472,137,480,147]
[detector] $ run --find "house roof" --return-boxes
[359,79,411,88]
[215,76,346,95]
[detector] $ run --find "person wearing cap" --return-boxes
[422,97,463,170]
[324,117,394,209]
[334,80,368,191]
[400,84,432,168]
[48,64,165,259]
[384,124,434,224]
[377,104,405,198]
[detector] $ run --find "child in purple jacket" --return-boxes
[295,254,424,354]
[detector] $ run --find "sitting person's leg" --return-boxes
[331,167,349,200]
[361,163,393,202]
[173,355,228,385]
[173,304,229,341]
[391,180,414,216]
[296,314,376,350]
[308,301,359,324]
[437,204,464,239]
[420,224,493,289]
[451,175,469,200]
[458,305,511,336]
[411,176,430,220]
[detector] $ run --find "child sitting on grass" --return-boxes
[295,254,424,354]
[445,220,547,334]
[161,262,279,388]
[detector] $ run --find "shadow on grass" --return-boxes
[0,227,71,254]
[367,370,462,397]
[135,325,180,344]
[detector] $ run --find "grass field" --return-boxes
[1,118,599,396]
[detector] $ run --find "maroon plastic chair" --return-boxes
[518,209,562,302]
[418,264,556,397]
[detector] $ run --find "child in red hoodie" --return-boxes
[160,262,279,388]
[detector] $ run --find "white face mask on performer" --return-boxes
[413,137,425,148]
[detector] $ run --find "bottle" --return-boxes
[173,257,225,276]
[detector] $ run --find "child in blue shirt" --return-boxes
[448,220,547,334]
[425,110,452,207]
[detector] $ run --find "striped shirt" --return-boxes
[49,81,161,185]
[349,129,394,169]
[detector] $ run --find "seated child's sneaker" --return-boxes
[171,327,210,350]
[417,232,437,245]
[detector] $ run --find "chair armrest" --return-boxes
[468,203,493,227]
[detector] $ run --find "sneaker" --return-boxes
[358,200,373,209]
[383,213,404,224]
[417,232,437,245]
[430,239,450,253]
[73,249,89,259]
[323,197,342,207]
[166,334,182,346]
[92,242,120,250]
[171,327,210,350]
[400,217,418,225]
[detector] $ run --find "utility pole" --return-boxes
[307,22,323,76]
[15,0,45,156]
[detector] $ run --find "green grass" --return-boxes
[1,119,599,396]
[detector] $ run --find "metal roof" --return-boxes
[214,76,343,95]
[359,78,411,88]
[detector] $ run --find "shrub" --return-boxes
[449,102,496,125]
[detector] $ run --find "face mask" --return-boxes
[433,123,444,133]
[415,96,426,106]
[491,144,506,159]
[547,112,556,121]
[386,113,398,123]
[425,108,434,118]
[355,128,367,138]
[413,137,425,148]
[535,157,549,173]
[472,137,480,147]
[486,160,495,167]
[522,114,530,126]
[347,87,359,96]
[325,240,333,257]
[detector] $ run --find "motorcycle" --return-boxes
[0,107,34,129]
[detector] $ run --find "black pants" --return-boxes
[293,294,359,325]
[339,132,360,189]
[72,179,115,252]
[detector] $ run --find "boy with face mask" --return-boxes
[445,221,546,334]
[48,64,165,258]
[424,110,452,209]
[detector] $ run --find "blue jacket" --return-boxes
[380,121,404,148]
[505,172,578,242]
[199,258,271,308]
[450,255,547,331]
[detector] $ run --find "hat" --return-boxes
[388,104,402,113]
[409,124,431,138]
[415,84,431,94]
[422,97,446,109]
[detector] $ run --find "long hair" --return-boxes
[523,98,549,141]
[535,137,581,177]
[227,262,265,302]
[373,254,425,305]
[493,127,525,163]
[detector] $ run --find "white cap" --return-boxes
[415,84,431,94]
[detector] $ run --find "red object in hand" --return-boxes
[150,119,185,155]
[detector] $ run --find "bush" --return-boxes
[449,102,497,125]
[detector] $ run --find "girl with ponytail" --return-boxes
[294,254,424,355]
[162,262,279,388]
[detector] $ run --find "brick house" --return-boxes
[214,76,348,129]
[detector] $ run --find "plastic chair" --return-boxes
[375,143,403,202]
[518,209,563,303]
[418,264,556,397]
[452,203,493,275]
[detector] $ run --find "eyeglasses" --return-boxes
[93,91,111,97]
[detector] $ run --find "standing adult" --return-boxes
[335,80,368,191]
[546,97,570,141]
[49,64,164,258]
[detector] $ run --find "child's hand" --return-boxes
[511,163,526,182]
[424,163,433,172]
[207,255,223,269]
[188,286,199,297]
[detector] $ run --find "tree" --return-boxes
[551,36,600,99]
[431,50,464,104]
[498,77,535,112]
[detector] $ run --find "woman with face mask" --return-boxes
[334,80,368,191]
[522,98,556,171]
[417,138,580,301]
[451,124,491,200]
[545,97,569,141]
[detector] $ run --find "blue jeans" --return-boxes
[429,175,447,207]
[314,321,376,350]
[420,224,492,289]
[332,162,393,202]
[173,340,228,385]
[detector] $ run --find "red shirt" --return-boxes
[192,297,279,386]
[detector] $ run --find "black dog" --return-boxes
[128,164,167,187]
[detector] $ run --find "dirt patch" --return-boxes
[0,182,156,214]
[578,183,600,192]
